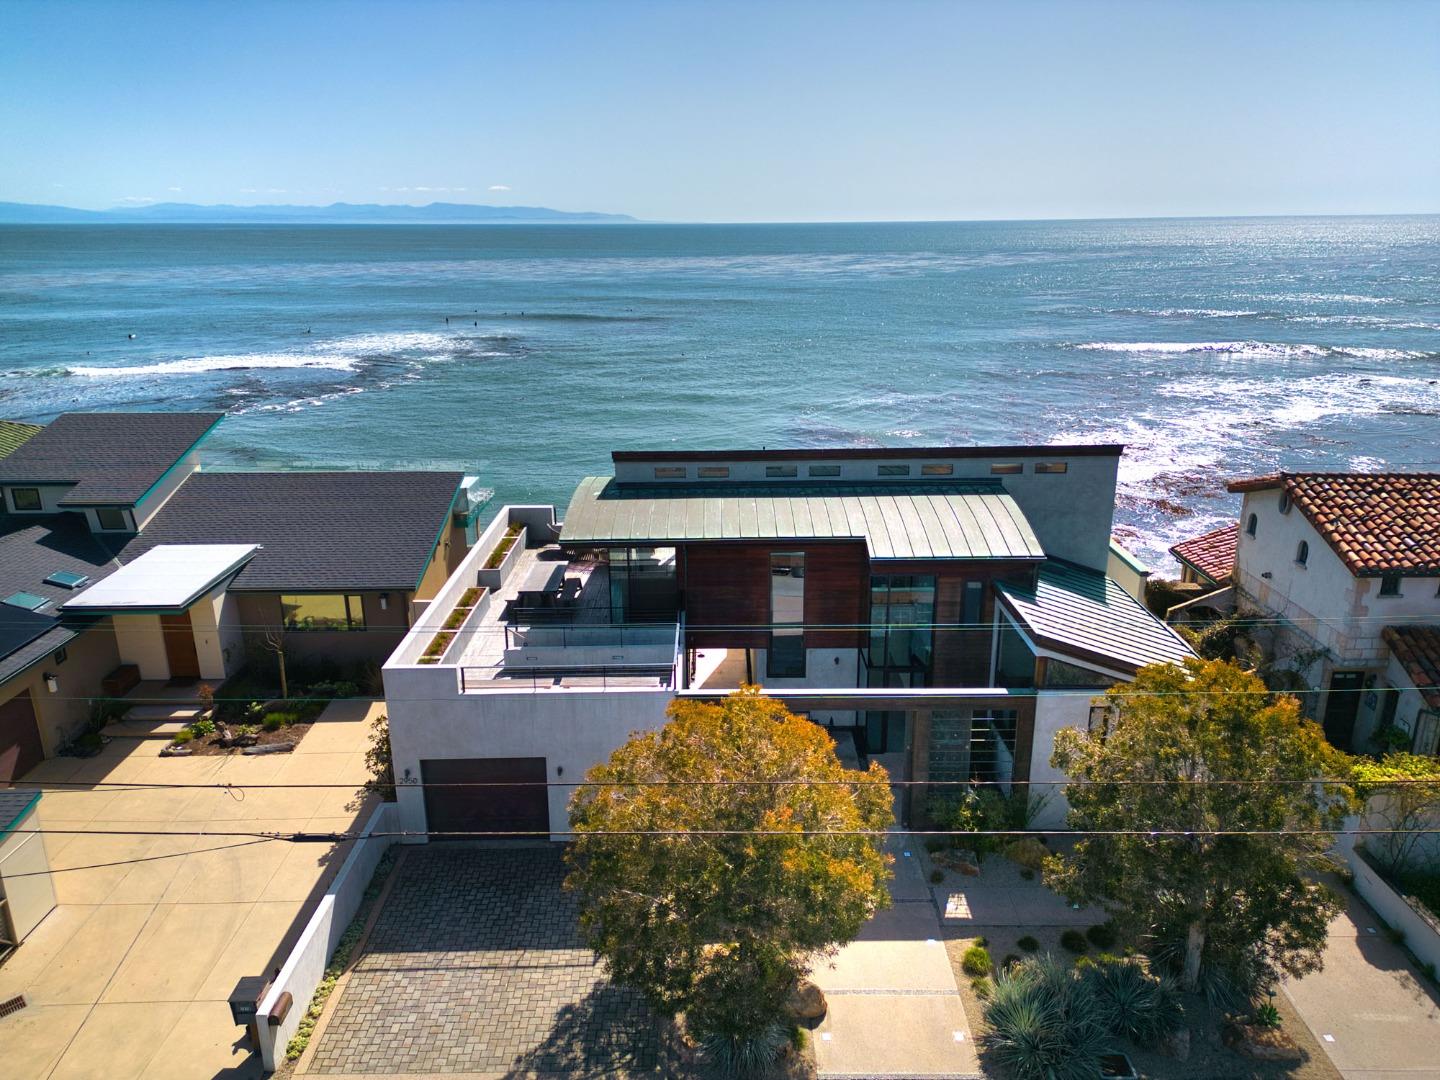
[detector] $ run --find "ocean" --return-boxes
[1,216,1437,570]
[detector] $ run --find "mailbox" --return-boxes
[228,975,268,1026]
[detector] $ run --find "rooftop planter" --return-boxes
[418,586,488,665]
[476,523,527,590]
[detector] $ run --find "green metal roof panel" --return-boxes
[559,478,1045,561]
[996,560,1195,673]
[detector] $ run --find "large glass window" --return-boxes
[607,547,678,622]
[867,575,935,680]
[769,552,805,676]
[11,487,42,511]
[995,617,1036,688]
[95,507,130,531]
[282,593,366,631]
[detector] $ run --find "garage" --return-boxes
[0,689,43,785]
[420,757,549,838]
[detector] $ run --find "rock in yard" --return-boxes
[786,979,827,1023]
[1160,1026,1191,1061]
[936,849,981,876]
[243,741,295,755]
[1222,1022,1302,1063]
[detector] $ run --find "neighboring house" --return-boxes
[0,411,475,782]
[1169,522,1237,588]
[1226,472,1440,753]
[0,420,43,460]
[1106,537,1152,602]
[383,445,1194,840]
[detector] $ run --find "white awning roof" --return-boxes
[62,544,259,612]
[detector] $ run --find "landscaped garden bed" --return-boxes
[162,670,367,756]
[483,522,524,570]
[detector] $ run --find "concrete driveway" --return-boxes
[1284,883,1440,1080]
[0,699,379,1080]
[809,834,981,1079]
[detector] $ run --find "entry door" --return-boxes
[1322,671,1365,751]
[420,758,550,838]
[160,611,201,680]
[0,690,44,783]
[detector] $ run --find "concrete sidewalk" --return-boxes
[0,699,380,1080]
[1284,883,1440,1080]
[809,834,981,1078]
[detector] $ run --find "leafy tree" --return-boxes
[1046,658,1351,1000]
[1351,753,1440,874]
[565,687,893,1055]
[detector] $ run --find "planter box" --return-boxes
[439,589,492,665]
[476,525,527,590]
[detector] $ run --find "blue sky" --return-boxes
[2,0,1436,221]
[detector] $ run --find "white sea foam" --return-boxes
[68,352,360,377]
[1072,340,1430,362]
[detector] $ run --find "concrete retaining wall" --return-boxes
[255,801,398,1071]
[1339,833,1440,974]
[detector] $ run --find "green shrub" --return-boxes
[930,869,944,884]
[421,631,455,659]
[983,956,1108,1080]
[1001,953,1021,970]
[1085,958,1184,1045]
[700,1021,790,1078]
[1251,1002,1281,1029]
[482,523,524,570]
[262,714,284,733]
[974,936,988,947]
[1059,929,1088,954]
[971,975,993,999]
[1017,935,1039,953]
[188,717,216,737]
[236,723,259,736]
[961,945,992,977]
[170,729,193,745]
[442,606,468,630]
[458,587,483,607]
[1085,922,1117,950]
[76,731,103,753]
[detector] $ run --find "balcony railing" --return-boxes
[456,621,682,691]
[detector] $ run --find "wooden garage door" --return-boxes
[0,690,44,784]
[420,757,549,838]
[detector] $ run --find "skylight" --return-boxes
[44,570,91,589]
[3,592,52,612]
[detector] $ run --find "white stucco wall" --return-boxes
[1236,488,1440,669]
[188,586,233,682]
[112,614,170,680]
[755,646,861,725]
[383,664,675,840]
[131,448,201,529]
[1027,690,1095,830]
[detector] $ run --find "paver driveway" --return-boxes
[0,699,378,1080]
[307,846,665,1077]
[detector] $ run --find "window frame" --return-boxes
[765,465,798,478]
[1245,513,1258,537]
[1378,572,1403,597]
[1033,462,1068,474]
[990,463,1023,475]
[921,463,954,477]
[652,466,686,479]
[697,466,730,479]
[807,465,841,478]
[280,593,368,631]
[1278,491,1292,514]
[95,507,131,532]
[1295,540,1309,567]
[10,487,42,511]
[877,464,911,477]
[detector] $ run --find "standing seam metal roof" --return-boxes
[559,478,1045,560]
[996,560,1196,673]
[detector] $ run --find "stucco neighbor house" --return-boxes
[0,411,478,782]
[1224,471,1440,754]
[383,444,1195,842]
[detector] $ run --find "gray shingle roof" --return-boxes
[122,471,463,592]
[0,789,42,835]
[0,511,123,683]
[560,477,1045,561]
[0,412,222,505]
[996,560,1195,674]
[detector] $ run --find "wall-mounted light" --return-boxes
[378,593,389,611]
[556,764,564,777]
[43,672,58,694]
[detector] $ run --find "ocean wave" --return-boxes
[67,352,361,377]
[1072,340,1431,362]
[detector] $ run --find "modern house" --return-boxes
[1220,472,1440,754]
[0,411,476,782]
[383,446,1194,839]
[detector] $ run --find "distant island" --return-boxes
[0,200,640,224]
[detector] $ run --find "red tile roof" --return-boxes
[1168,523,1237,584]
[1226,472,1440,577]
[1382,626,1440,710]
